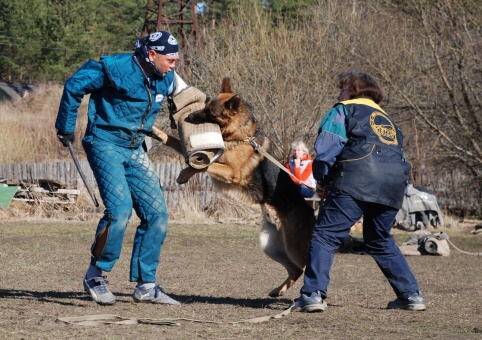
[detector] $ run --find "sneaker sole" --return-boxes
[133,297,180,305]
[301,306,325,313]
[301,302,327,313]
[406,304,426,311]
[133,300,180,305]
[133,293,180,305]
[387,303,426,311]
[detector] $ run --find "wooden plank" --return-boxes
[12,197,74,204]
[16,187,80,195]
[13,163,21,181]
[37,163,45,181]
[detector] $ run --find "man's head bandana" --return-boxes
[135,31,179,77]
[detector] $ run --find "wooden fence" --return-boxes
[0,161,218,210]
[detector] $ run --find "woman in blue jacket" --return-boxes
[55,31,197,306]
[294,70,426,312]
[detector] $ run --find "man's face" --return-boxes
[148,50,179,76]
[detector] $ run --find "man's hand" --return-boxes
[57,131,75,147]
[150,126,169,144]
[149,126,183,154]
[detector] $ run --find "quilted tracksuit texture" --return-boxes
[84,139,168,282]
[56,54,175,283]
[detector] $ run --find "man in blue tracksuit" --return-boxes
[55,31,194,305]
[295,70,426,312]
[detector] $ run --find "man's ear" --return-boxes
[147,49,156,62]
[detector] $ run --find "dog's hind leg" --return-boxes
[259,220,304,297]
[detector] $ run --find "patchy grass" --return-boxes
[0,219,481,339]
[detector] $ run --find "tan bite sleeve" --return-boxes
[171,86,207,123]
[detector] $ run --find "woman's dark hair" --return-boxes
[338,70,384,104]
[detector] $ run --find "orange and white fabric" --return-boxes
[286,154,316,189]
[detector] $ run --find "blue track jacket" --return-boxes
[55,54,175,149]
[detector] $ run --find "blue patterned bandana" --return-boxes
[135,31,179,77]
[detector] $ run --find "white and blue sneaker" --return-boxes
[293,291,327,313]
[133,285,180,305]
[83,276,116,305]
[387,292,426,311]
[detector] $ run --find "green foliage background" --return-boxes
[0,0,146,82]
[0,0,319,82]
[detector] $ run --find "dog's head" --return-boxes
[187,78,256,139]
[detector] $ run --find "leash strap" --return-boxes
[55,303,295,327]
[446,238,482,256]
[230,302,295,324]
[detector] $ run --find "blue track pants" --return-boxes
[302,191,421,300]
[83,138,168,283]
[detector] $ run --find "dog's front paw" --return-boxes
[269,287,285,298]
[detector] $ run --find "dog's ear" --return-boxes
[221,77,232,93]
[225,95,241,113]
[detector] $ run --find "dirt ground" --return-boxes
[0,218,481,339]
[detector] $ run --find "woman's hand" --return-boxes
[316,182,330,199]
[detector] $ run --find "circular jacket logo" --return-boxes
[370,111,398,145]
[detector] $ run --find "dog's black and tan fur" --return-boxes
[158,78,315,297]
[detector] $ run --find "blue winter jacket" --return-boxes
[55,54,175,149]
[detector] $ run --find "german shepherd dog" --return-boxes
[157,78,315,297]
